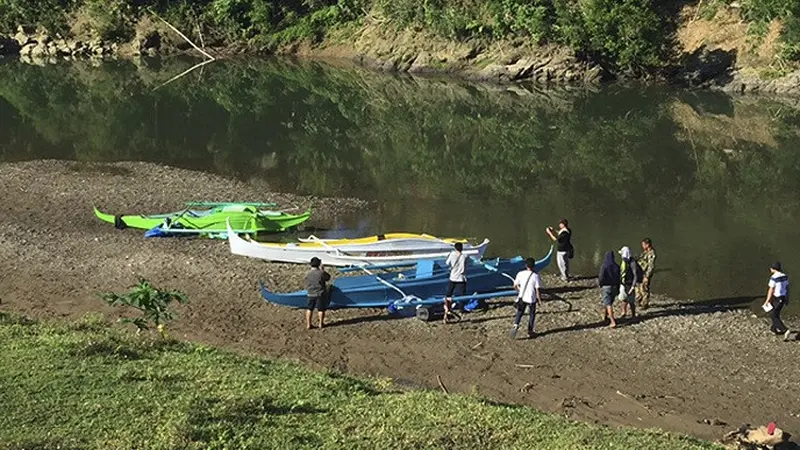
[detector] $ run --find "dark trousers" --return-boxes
[770,297,788,333]
[514,301,537,335]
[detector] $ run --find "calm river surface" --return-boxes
[2,57,799,313]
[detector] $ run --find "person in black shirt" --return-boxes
[305,257,331,329]
[546,219,573,282]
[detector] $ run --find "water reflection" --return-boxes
[1,57,799,312]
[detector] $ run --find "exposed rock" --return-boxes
[54,39,71,56]
[13,31,31,47]
[29,42,49,58]
[35,32,51,45]
[719,69,800,96]
[19,43,34,57]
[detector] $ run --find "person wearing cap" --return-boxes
[763,261,791,339]
[444,242,467,323]
[510,257,542,339]
[546,219,573,282]
[618,246,641,320]
[305,256,331,329]
[636,238,656,309]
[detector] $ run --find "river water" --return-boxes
[2,57,799,313]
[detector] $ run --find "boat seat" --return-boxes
[415,259,435,279]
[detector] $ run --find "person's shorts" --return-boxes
[306,296,328,311]
[446,281,466,298]
[621,286,636,305]
[601,286,616,306]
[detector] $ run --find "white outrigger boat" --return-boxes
[226,222,490,267]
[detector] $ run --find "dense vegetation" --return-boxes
[0,312,723,449]
[1,0,798,70]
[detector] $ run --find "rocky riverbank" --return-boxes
[2,9,800,94]
[0,159,798,443]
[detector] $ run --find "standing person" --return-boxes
[444,242,467,324]
[546,219,573,282]
[305,257,331,330]
[763,262,791,340]
[618,246,640,320]
[636,238,656,309]
[598,251,621,328]
[510,257,542,339]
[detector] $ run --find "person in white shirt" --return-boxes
[444,242,467,324]
[510,257,542,339]
[763,261,791,340]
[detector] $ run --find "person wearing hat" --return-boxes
[305,256,331,329]
[763,261,791,339]
[618,246,641,320]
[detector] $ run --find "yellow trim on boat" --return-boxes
[256,233,468,248]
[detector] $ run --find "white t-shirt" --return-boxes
[769,271,789,297]
[446,251,467,282]
[514,270,541,304]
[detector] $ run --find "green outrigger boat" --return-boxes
[94,202,311,237]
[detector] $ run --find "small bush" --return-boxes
[0,0,74,34]
[101,278,188,337]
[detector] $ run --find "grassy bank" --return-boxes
[1,0,799,73]
[0,312,722,450]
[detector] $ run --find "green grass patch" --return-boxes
[0,312,723,449]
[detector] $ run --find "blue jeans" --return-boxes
[514,301,537,335]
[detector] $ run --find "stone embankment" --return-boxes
[0,25,163,63]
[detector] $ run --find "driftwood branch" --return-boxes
[153,13,215,61]
[436,375,449,394]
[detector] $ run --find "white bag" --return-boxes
[616,286,627,302]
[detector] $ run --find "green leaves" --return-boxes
[101,278,188,337]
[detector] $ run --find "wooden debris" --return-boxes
[436,375,449,395]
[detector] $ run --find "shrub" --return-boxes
[101,278,188,337]
[84,0,135,41]
[0,0,74,34]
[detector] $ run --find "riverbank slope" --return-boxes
[1,1,799,94]
[0,160,797,442]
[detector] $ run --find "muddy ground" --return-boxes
[0,160,798,443]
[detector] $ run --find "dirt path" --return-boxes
[1,160,798,442]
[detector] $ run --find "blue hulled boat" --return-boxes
[259,246,553,311]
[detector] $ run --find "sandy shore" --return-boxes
[0,160,797,443]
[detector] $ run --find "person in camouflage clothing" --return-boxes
[636,238,656,309]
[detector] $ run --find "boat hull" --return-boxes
[228,223,490,266]
[94,206,311,234]
[259,247,554,309]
